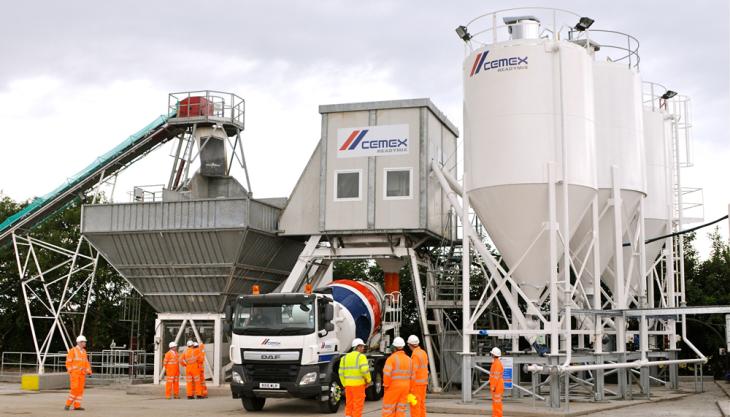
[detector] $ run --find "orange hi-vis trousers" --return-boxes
[491,389,503,417]
[344,385,366,417]
[410,384,427,417]
[198,368,207,397]
[165,375,179,398]
[382,383,409,417]
[185,372,201,397]
[65,373,86,409]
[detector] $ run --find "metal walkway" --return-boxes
[0,114,181,245]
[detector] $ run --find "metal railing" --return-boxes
[382,292,403,338]
[168,90,245,130]
[1,350,154,381]
[464,7,584,46]
[460,8,640,68]
[129,184,165,202]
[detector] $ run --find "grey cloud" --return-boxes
[1,0,726,140]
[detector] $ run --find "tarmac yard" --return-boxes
[0,381,729,417]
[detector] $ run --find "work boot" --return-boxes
[74,407,85,411]
[64,406,70,410]
[187,397,194,400]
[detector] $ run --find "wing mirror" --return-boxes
[324,304,334,321]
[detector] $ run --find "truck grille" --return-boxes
[244,363,299,383]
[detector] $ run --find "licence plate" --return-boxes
[259,383,280,389]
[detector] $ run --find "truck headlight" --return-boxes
[299,371,318,385]
[232,370,246,384]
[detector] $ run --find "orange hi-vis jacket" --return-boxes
[489,357,504,394]
[180,348,200,374]
[163,349,180,376]
[410,347,429,386]
[66,346,91,375]
[383,350,412,388]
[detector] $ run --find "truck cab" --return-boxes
[227,284,390,413]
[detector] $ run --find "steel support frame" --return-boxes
[277,234,442,390]
[169,123,251,194]
[431,158,693,407]
[153,313,224,386]
[12,233,99,374]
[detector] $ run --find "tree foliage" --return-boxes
[683,228,730,377]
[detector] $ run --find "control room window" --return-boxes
[384,168,412,199]
[335,170,361,201]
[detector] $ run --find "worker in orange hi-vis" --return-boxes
[64,335,92,411]
[407,335,428,417]
[163,341,181,399]
[180,340,200,399]
[382,337,412,417]
[194,342,208,398]
[488,347,505,417]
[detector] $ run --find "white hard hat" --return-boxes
[193,341,199,347]
[351,338,366,348]
[407,335,419,345]
[393,337,406,348]
[76,335,87,343]
[490,347,502,357]
[169,341,177,348]
[187,340,194,347]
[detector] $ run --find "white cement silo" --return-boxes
[463,21,597,304]
[571,59,646,301]
[642,102,672,274]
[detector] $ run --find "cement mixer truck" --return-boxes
[226,279,400,412]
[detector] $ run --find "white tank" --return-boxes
[642,107,671,272]
[571,61,646,297]
[464,37,597,303]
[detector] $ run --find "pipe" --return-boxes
[460,173,472,402]
[527,311,708,375]
[440,168,463,196]
[528,357,705,375]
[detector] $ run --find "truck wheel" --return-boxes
[318,379,342,413]
[242,396,266,411]
[365,368,384,401]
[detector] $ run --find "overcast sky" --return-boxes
[0,0,728,258]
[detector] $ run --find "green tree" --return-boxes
[684,227,730,378]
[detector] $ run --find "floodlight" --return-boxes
[575,17,595,31]
[455,25,472,42]
[661,90,678,100]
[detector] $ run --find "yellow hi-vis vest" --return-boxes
[338,351,372,387]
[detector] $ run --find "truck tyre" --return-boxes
[365,367,384,401]
[318,378,343,413]
[242,396,266,411]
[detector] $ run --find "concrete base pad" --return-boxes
[427,388,691,417]
[126,383,230,398]
[21,373,69,391]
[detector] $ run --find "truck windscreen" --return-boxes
[232,300,316,336]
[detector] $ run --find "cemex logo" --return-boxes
[469,50,529,77]
[339,129,407,152]
[337,124,410,158]
[260,338,281,346]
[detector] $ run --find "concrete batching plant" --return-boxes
[1,6,729,413]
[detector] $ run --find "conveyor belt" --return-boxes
[0,114,182,244]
